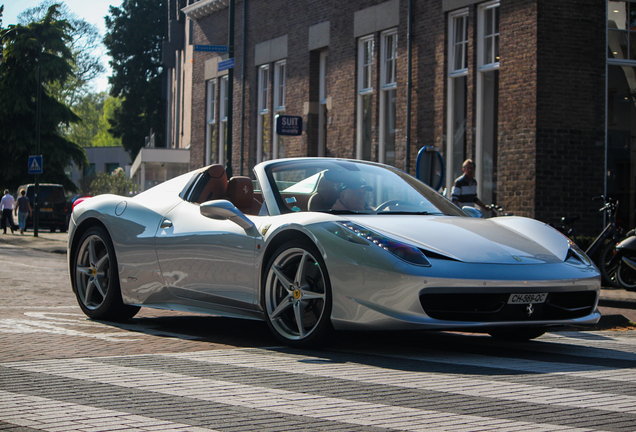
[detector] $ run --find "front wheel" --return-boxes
[616,251,636,291]
[598,241,620,288]
[262,240,332,347]
[71,226,140,321]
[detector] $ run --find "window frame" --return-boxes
[446,8,469,193]
[379,28,398,165]
[357,35,375,160]
[205,79,217,165]
[257,64,271,163]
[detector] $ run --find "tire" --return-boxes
[50,226,56,233]
[71,226,140,321]
[616,251,636,292]
[488,328,546,341]
[262,240,332,347]
[598,240,620,288]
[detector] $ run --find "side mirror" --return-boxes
[415,146,445,191]
[462,206,483,218]
[200,199,255,230]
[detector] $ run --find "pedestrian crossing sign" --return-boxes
[28,155,43,175]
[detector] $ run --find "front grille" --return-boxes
[420,291,597,322]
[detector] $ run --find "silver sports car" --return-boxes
[68,158,601,346]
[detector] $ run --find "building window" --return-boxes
[608,1,636,60]
[380,29,397,166]
[105,163,119,174]
[357,35,375,160]
[274,60,286,159]
[319,51,328,157]
[257,65,271,162]
[476,1,500,207]
[447,10,469,192]
[206,79,217,165]
[608,1,636,227]
[219,76,229,167]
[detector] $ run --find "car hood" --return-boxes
[345,215,570,264]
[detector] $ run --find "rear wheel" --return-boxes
[262,240,332,347]
[488,328,546,341]
[616,251,636,291]
[71,226,139,321]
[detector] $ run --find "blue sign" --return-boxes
[276,115,303,136]
[218,58,235,72]
[194,45,228,53]
[28,155,43,175]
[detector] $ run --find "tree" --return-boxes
[0,4,87,192]
[18,1,105,107]
[104,0,166,158]
[89,167,131,196]
[92,95,123,147]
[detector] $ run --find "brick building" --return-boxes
[162,0,635,236]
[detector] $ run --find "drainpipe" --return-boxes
[405,0,413,173]
[240,0,247,175]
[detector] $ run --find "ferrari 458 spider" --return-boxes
[68,158,600,346]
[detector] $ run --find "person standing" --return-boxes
[14,189,32,235]
[1,190,16,234]
[451,159,490,212]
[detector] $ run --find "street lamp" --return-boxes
[0,27,43,237]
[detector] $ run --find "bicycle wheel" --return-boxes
[598,240,620,288]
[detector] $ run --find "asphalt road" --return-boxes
[1,237,636,431]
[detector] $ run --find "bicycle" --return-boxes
[550,196,623,288]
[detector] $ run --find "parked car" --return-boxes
[17,183,70,232]
[67,158,601,347]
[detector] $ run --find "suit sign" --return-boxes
[276,115,303,136]
[28,155,43,175]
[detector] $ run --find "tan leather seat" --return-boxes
[196,164,227,203]
[308,175,340,211]
[227,176,261,215]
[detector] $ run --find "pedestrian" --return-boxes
[1,189,16,234]
[14,189,32,235]
[451,159,490,213]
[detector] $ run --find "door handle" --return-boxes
[160,219,173,229]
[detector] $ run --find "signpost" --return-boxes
[276,115,303,136]
[194,45,228,53]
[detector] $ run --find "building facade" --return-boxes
[166,0,634,236]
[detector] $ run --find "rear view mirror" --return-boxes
[200,199,255,230]
[416,146,444,191]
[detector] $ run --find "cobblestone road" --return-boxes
[1,239,636,431]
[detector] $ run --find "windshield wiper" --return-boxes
[376,211,431,215]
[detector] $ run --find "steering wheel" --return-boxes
[375,199,417,212]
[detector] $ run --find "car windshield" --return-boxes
[264,159,465,216]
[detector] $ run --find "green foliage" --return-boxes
[104,0,166,159]
[89,167,131,196]
[92,96,123,147]
[18,1,105,107]
[0,4,87,193]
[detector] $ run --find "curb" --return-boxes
[599,297,636,310]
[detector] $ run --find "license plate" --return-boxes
[508,293,547,304]
[40,208,52,212]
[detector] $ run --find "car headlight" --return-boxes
[327,221,431,267]
[566,240,593,266]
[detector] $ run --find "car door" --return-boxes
[154,200,260,310]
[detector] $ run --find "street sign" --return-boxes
[28,155,43,175]
[194,45,228,53]
[218,58,235,72]
[276,115,303,136]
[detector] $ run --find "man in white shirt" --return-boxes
[1,189,16,234]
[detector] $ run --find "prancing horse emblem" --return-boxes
[526,304,534,316]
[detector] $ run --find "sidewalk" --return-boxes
[2,230,635,325]
[0,230,68,254]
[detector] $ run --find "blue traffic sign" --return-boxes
[28,155,43,175]
[218,58,235,72]
[194,45,228,53]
